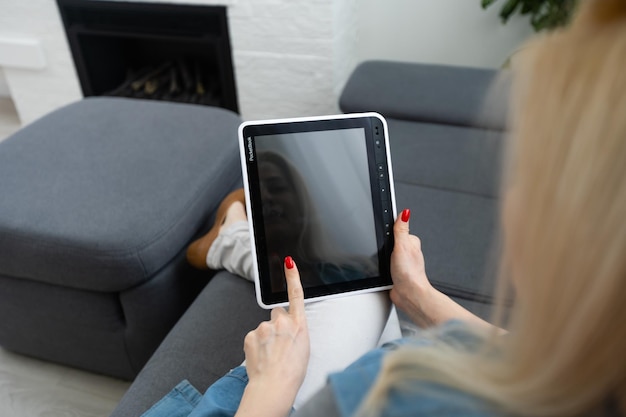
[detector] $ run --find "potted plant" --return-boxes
[482,0,579,31]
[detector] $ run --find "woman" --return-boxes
[341,2,626,414]
[159,1,626,416]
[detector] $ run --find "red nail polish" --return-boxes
[285,256,295,269]
[401,209,411,223]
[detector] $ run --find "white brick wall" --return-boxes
[227,0,341,119]
[0,0,82,125]
[0,0,353,125]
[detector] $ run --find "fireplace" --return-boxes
[56,0,238,113]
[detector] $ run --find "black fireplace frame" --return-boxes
[56,0,239,113]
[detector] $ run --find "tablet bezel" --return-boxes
[238,112,397,309]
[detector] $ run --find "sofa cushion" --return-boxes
[389,118,502,303]
[340,61,507,307]
[339,60,510,131]
[394,181,498,303]
[0,98,242,292]
[389,119,504,198]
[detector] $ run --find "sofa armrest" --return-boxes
[339,61,510,131]
[110,272,268,417]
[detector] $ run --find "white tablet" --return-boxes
[239,113,397,309]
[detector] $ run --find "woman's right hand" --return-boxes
[389,209,438,327]
[235,256,309,417]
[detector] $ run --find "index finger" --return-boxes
[284,256,306,321]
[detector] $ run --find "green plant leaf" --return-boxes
[521,0,540,14]
[500,0,522,22]
[483,0,578,31]
[531,13,551,30]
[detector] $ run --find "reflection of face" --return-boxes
[259,161,301,245]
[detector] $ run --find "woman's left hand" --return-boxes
[236,256,310,417]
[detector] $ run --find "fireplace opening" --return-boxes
[56,0,238,113]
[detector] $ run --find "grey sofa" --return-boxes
[110,60,508,416]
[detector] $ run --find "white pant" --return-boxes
[207,221,402,408]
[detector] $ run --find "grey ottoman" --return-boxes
[0,97,242,379]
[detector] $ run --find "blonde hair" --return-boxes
[363,1,626,415]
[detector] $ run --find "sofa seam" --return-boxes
[394,180,497,201]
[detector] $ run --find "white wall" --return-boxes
[332,0,359,97]
[0,0,534,124]
[0,0,346,124]
[0,0,82,124]
[357,0,534,69]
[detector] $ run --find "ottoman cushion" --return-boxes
[0,97,241,292]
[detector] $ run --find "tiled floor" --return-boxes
[0,348,130,417]
[0,97,130,416]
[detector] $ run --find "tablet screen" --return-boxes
[241,114,395,307]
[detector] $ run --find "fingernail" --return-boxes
[285,256,295,269]
[401,209,411,223]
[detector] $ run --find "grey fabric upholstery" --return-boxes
[0,97,243,379]
[340,60,510,131]
[388,119,503,198]
[110,272,268,417]
[0,252,206,377]
[388,120,503,306]
[0,98,242,291]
